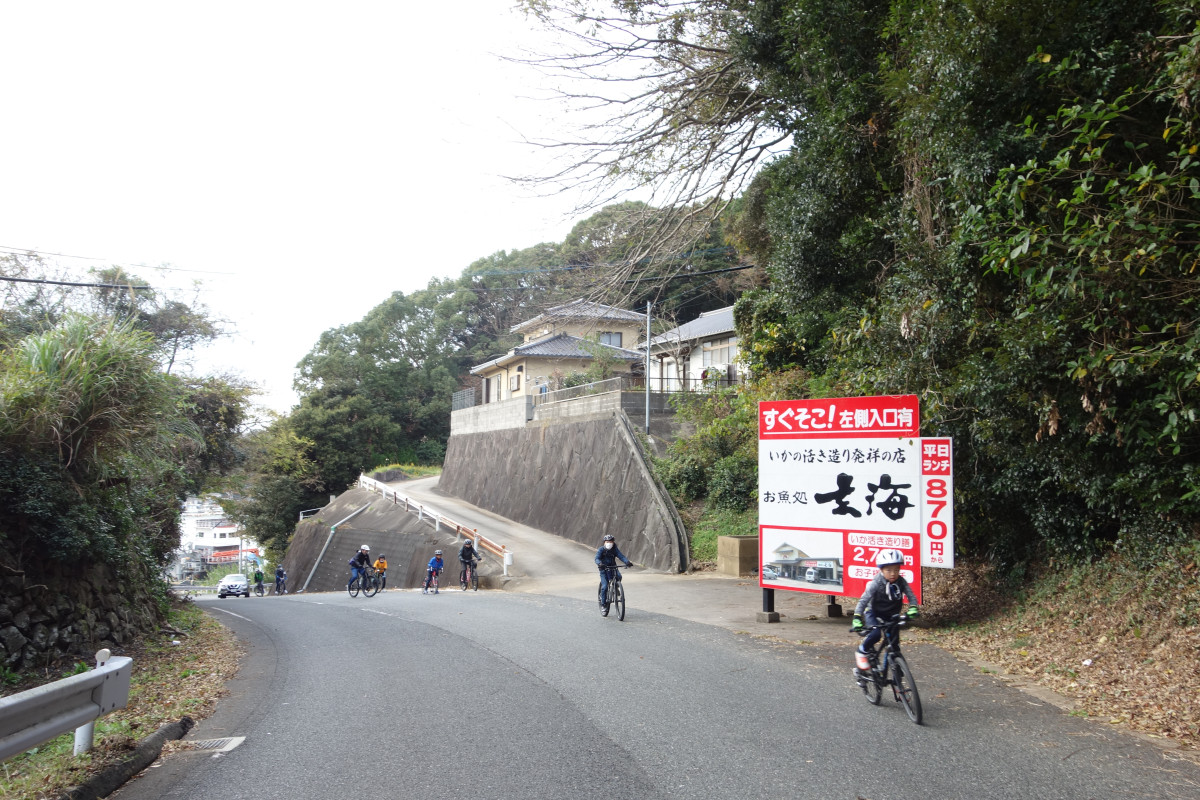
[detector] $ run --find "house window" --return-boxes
[598,332,622,347]
[702,337,737,366]
[509,374,521,392]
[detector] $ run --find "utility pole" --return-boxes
[645,301,651,435]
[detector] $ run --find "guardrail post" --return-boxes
[72,649,110,756]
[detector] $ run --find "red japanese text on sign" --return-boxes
[759,395,919,439]
[920,438,955,569]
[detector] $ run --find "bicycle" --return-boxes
[598,565,626,621]
[273,577,287,595]
[460,560,480,592]
[422,569,440,594]
[254,581,264,597]
[349,566,381,598]
[853,614,923,724]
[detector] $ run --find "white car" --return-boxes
[762,566,780,580]
[217,573,250,598]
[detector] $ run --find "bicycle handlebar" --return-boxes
[851,615,911,635]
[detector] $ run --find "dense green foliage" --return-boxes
[0,269,251,592]
[0,313,246,581]
[514,0,1200,571]
[719,0,1200,568]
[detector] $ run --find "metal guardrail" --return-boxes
[0,649,132,762]
[357,475,513,572]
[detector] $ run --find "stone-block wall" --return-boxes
[439,411,688,572]
[1,555,160,671]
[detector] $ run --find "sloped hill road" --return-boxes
[112,478,1200,799]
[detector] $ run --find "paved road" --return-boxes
[114,588,1200,800]
[114,479,1200,798]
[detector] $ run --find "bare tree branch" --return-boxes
[509,1,787,307]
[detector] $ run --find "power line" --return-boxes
[0,275,152,290]
[0,244,234,275]
[623,263,754,283]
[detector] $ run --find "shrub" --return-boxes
[708,452,758,511]
[657,453,709,502]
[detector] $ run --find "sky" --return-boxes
[0,2,595,413]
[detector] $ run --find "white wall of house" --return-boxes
[654,335,740,389]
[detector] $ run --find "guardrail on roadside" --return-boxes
[357,475,513,573]
[0,649,132,762]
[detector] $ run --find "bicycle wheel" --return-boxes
[891,655,923,724]
[614,580,625,621]
[860,655,882,705]
[363,575,379,597]
[255,584,264,597]
[470,567,479,591]
[460,567,468,591]
[348,577,360,598]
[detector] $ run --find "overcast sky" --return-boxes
[0,2,593,413]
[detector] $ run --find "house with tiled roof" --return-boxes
[469,300,645,404]
[645,305,741,390]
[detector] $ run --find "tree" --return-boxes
[0,315,203,566]
[87,267,223,374]
[515,1,789,278]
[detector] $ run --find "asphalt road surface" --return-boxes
[113,587,1200,800]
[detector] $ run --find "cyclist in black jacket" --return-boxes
[594,534,632,616]
[459,540,481,586]
[348,544,371,591]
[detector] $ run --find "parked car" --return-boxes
[217,573,249,598]
[763,566,780,580]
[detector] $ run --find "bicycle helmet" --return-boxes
[876,549,904,567]
[435,549,443,555]
[603,534,615,542]
[360,544,370,551]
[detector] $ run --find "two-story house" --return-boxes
[470,299,646,403]
[645,305,740,391]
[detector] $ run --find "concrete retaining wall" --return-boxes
[450,396,532,435]
[281,488,498,593]
[439,411,688,572]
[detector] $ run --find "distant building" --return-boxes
[646,306,742,391]
[170,495,262,580]
[469,299,646,403]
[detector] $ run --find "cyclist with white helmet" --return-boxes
[851,549,919,676]
[348,544,371,592]
[594,534,633,617]
[422,549,445,594]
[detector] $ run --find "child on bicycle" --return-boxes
[422,550,444,594]
[594,534,633,616]
[274,565,287,594]
[373,553,389,591]
[252,568,264,594]
[851,549,919,675]
[458,539,481,587]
